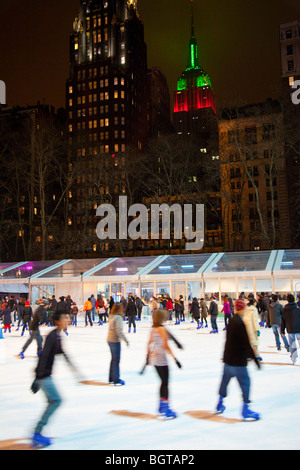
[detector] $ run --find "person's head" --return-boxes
[152,309,169,327]
[287,294,295,303]
[54,311,69,330]
[248,298,257,307]
[271,294,278,303]
[223,296,228,302]
[234,299,247,316]
[110,303,124,316]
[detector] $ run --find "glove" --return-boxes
[31,378,40,394]
[257,331,260,337]
[254,358,261,370]
[174,358,182,369]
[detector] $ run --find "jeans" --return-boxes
[108,341,121,384]
[128,315,136,329]
[219,363,250,404]
[287,333,300,364]
[85,310,93,326]
[271,325,289,350]
[35,376,62,434]
[22,329,43,353]
[211,315,218,331]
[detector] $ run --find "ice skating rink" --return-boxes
[0,316,299,451]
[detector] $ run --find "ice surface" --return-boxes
[0,316,299,451]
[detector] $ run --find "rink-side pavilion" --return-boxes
[0,250,299,309]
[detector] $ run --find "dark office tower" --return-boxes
[173,2,218,155]
[146,67,173,139]
[280,21,300,247]
[66,0,148,157]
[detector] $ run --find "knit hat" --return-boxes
[235,299,246,312]
[25,301,30,306]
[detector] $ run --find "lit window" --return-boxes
[289,76,294,86]
[121,56,125,65]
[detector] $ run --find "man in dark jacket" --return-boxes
[125,297,137,333]
[208,295,219,333]
[20,301,33,336]
[216,299,261,420]
[267,294,289,351]
[18,301,48,359]
[281,294,300,365]
[31,311,80,448]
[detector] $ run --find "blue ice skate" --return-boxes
[32,433,52,448]
[242,403,260,421]
[216,397,226,414]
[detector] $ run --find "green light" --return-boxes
[177,77,187,91]
[197,75,212,88]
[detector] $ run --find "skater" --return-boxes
[190,298,201,329]
[244,298,262,361]
[30,311,81,448]
[151,297,159,316]
[16,298,26,330]
[48,295,57,326]
[96,296,106,324]
[83,298,93,327]
[70,302,78,326]
[200,298,208,328]
[147,309,181,419]
[281,294,300,365]
[221,296,232,330]
[0,304,12,333]
[174,299,182,325]
[267,294,289,352]
[107,303,129,385]
[166,296,174,322]
[125,296,137,333]
[209,295,219,333]
[20,301,33,336]
[179,295,185,321]
[18,302,46,359]
[90,294,97,322]
[216,299,261,421]
[134,295,145,321]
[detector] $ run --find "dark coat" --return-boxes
[1,307,12,325]
[22,306,33,323]
[223,315,256,367]
[125,299,137,317]
[190,300,200,318]
[281,302,300,334]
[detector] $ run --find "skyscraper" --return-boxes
[173,1,218,155]
[66,0,148,157]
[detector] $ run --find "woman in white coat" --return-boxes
[244,298,261,361]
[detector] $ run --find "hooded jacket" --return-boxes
[281,302,300,334]
[267,302,283,327]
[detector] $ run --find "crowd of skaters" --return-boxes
[1,288,300,448]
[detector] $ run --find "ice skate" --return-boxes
[242,403,260,421]
[32,433,52,448]
[216,397,226,414]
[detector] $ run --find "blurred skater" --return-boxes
[147,309,181,419]
[216,299,261,421]
[107,303,129,385]
[18,300,48,359]
[30,311,81,448]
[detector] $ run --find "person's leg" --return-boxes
[108,342,121,384]
[272,325,281,349]
[34,377,62,435]
[235,366,251,404]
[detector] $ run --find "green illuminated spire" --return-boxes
[187,0,199,70]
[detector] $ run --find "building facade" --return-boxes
[219,100,291,252]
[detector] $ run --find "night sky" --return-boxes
[0,0,299,112]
